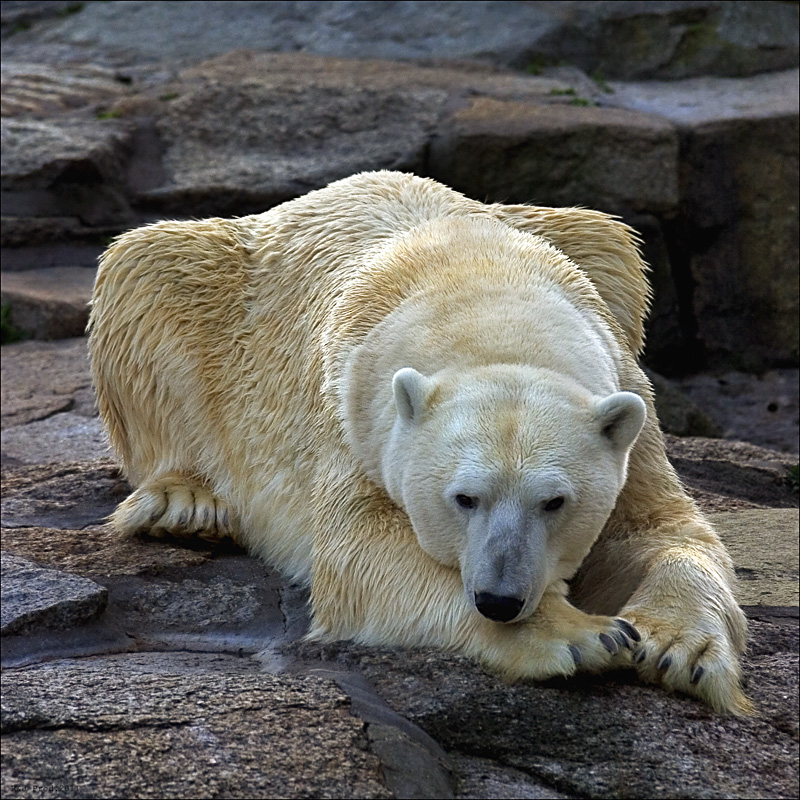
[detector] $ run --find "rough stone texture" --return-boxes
[1,412,109,468]
[0,452,797,798]
[677,369,800,455]
[0,115,136,246]
[715,509,800,607]
[0,267,95,339]
[608,70,800,371]
[287,611,798,800]
[1,552,108,636]
[646,369,722,438]
[2,1,796,79]
[428,96,678,215]
[1,337,95,432]
[1,666,391,800]
[1,10,797,371]
[1,459,129,530]
[663,434,798,512]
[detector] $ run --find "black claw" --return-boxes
[599,632,619,655]
[635,648,647,663]
[614,618,641,643]
[691,665,705,684]
[658,654,672,671]
[569,645,583,666]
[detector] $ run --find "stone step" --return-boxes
[1,266,95,341]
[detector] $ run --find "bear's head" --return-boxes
[382,364,646,623]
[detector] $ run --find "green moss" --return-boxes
[7,19,32,35]
[159,92,180,102]
[526,58,545,76]
[569,97,593,107]
[1,304,26,345]
[59,2,85,16]
[591,71,614,94]
[96,108,123,120]
[549,87,576,96]
[787,464,799,493]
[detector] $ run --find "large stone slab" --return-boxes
[1,666,391,800]
[1,412,109,469]
[609,69,800,371]
[1,267,95,339]
[676,368,800,455]
[1,552,108,636]
[3,1,796,78]
[1,337,94,432]
[0,459,127,530]
[428,96,678,216]
[714,509,800,607]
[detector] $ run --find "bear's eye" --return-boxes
[455,494,479,510]
[542,496,565,512]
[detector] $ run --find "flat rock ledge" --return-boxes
[1,456,797,799]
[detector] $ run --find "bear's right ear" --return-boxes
[392,368,434,424]
[595,391,647,451]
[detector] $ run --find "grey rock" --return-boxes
[451,753,570,799]
[0,459,126,530]
[145,74,449,216]
[676,369,800,455]
[714,509,800,607]
[664,434,798,513]
[1,116,135,224]
[646,369,722,438]
[1,337,94,432]
[289,604,798,800]
[608,70,800,371]
[0,552,107,636]
[1,412,109,468]
[2,1,796,79]
[0,267,95,340]
[606,69,798,125]
[0,665,391,799]
[428,97,679,216]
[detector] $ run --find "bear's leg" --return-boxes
[112,473,236,542]
[570,427,751,715]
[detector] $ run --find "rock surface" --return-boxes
[1,435,798,798]
[1,2,797,371]
[1,4,798,798]
[1,552,108,636]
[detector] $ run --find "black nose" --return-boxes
[474,592,524,622]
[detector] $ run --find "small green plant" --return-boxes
[7,19,32,35]
[591,71,614,94]
[549,87,576,96]
[59,2,85,16]
[787,464,799,492]
[96,108,123,120]
[526,58,545,76]
[1,304,26,345]
[569,97,592,106]
[159,92,179,102]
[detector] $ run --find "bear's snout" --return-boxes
[474,592,524,622]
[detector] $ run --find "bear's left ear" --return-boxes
[393,368,435,424]
[595,392,647,451]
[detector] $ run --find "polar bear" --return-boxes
[89,171,750,714]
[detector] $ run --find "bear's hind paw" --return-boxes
[112,475,236,543]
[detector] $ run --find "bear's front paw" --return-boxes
[496,600,640,682]
[555,615,640,674]
[622,605,753,715]
[112,475,236,543]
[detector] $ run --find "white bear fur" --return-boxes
[89,171,750,714]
